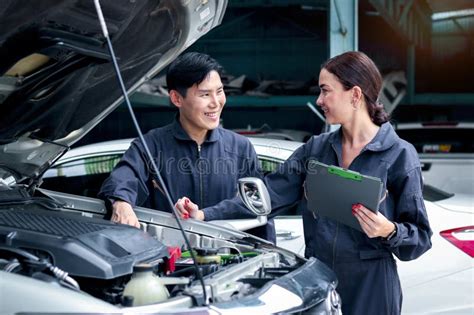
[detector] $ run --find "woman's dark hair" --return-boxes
[166,52,223,97]
[322,51,389,125]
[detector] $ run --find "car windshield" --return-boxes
[42,154,122,198]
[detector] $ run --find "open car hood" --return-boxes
[0,0,226,186]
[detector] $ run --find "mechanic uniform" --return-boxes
[99,117,275,242]
[209,122,432,314]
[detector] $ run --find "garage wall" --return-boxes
[75,1,474,148]
[190,6,328,81]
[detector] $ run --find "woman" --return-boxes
[177,51,432,314]
[268,51,432,314]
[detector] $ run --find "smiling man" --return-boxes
[99,52,275,242]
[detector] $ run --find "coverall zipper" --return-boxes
[197,144,203,208]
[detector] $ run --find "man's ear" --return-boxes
[169,90,184,108]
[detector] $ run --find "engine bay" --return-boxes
[0,189,325,311]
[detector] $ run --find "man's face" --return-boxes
[173,70,226,134]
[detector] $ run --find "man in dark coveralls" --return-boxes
[99,52,275,242]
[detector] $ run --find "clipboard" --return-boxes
[304,160,384,231]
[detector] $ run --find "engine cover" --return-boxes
[0,207,168,279]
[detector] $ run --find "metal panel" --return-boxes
[191,5,327,81]
[329,0,358,57]
[413,93,474,105]
[368,0,432,48]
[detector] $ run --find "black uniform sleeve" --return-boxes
[382,166,433,261]
[264,144,307,214]
[203,141,308,220]
[202,139,261,221]
[98,138,152,206]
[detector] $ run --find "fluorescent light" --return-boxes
[432,8,474,21]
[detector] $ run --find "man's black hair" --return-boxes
[166,52,223,97]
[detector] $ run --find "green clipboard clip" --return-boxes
[328,166,362,181]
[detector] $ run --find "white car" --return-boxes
[0,1,342,314]
[395,122,474,195]
[43,136,474,314]
[42,137,307,255]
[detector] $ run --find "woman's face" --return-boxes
[316,68,354,125]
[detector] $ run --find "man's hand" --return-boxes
[352,203,396,238]
[175,197,205,220]
[111,200,140,228]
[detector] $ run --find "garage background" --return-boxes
[76,0,474,146]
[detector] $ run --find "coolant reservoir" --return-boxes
[123,263,169,306]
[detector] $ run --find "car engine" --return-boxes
[0,204,170,304]
[0,189,340,313]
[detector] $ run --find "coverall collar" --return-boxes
[328,122,398,152]
[171,115,221,143]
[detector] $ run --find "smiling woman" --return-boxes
[202,51,433,315]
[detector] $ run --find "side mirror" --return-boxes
[238,177,271,216]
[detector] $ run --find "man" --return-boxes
[99,52,275,242]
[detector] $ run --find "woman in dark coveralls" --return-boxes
[185,51,433,314]
[271,51,432,314]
